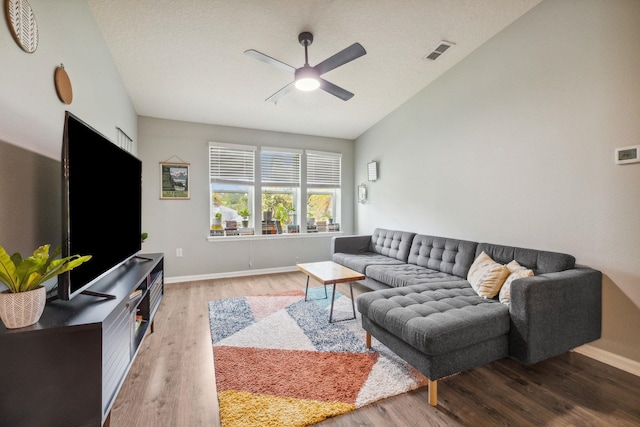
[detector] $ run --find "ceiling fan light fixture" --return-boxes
[294,67,320,91]
[245,32,365,101]
[295,77,320,91]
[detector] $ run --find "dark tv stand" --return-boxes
[0,253,164,427]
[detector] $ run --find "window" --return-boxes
[261,148,301,234]
[306,150,341,232]
[208,143,341,237]
[209,142,256,235]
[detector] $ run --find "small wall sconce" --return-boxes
[358,183,367,203]
[368,161,378,181]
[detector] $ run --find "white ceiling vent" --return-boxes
[424,41,455,61]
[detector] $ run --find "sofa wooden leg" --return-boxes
[428,379,438,406]
[365,331,371,349]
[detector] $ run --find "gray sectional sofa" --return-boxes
[331,228,602,406]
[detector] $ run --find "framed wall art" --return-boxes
[5,0,39,53]
[160,162,190,199]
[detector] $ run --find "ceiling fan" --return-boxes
[244,32,366,103]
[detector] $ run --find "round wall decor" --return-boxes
[5,0,39,53]
[55,65,73,104]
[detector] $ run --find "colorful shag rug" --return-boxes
[208,288,428,427]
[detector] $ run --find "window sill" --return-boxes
[207,231,344,242]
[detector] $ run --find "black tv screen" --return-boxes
[60,112,142,300]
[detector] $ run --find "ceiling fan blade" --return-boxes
[244,49,296,74]
[266,82,295,103]
[314,43,366,76]
[319,79,354,101]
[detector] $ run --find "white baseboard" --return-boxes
[574,344,640,378]
[165,266,298,284]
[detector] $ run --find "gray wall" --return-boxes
[137,116,355,280]
[0,0,136,261]
[355,0,640,366]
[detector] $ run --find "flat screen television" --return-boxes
[59,112,142,300]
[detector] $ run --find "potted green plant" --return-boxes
[0,244,91,329]
[237,208,250,228]
[273,204,295,233]
[212,212,223,229]
[307,211,315,227]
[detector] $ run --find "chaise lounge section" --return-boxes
[332,228,602,405]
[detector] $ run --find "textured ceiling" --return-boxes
[88,0,543,140]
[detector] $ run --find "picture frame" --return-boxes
[160,162,190,199]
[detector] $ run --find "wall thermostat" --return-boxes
[615,145,640,165]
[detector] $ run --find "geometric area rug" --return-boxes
[208,288,428,427]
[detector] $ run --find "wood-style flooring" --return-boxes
[110,272,640,426]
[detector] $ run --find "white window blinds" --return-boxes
[261,148,301,187]
[116,127,133,152]
[306,150,341,188]
[209,142,256,184]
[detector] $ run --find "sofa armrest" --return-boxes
[508,267,602,364]
[331,235,371,255]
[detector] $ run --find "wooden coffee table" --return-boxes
[296,261,365,322]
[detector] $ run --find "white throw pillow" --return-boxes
[467,251,510,298]
[499,260,534,304]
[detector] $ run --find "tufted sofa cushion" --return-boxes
[477,243,575,274]
[366,264,465,288]
[357,282,510,356]
[332,252,406,274]
[408,235,478,278]
[358,281,510,355]
[370,228,416,261]
[332,228,415,274]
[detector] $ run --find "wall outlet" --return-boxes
[176,248,183,257]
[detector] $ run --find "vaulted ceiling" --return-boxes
[88,0,543,140]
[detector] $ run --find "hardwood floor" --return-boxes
[110,272,640,427]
